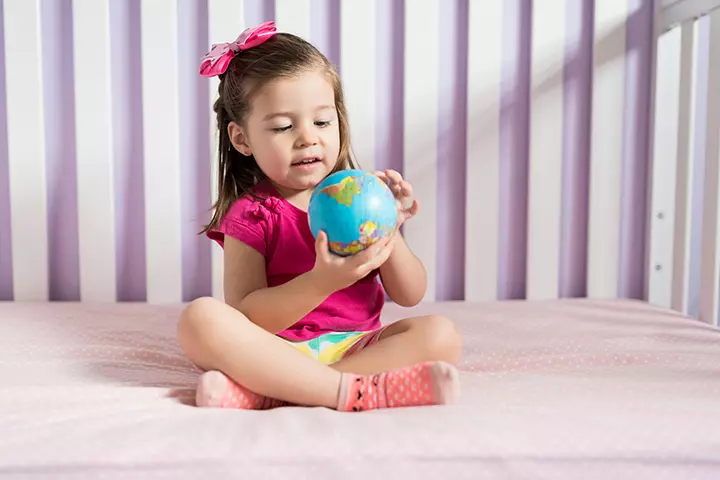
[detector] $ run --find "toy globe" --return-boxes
[308,169,398,256]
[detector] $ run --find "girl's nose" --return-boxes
[296,124,319,147]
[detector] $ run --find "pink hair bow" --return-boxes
[199,21,277,77]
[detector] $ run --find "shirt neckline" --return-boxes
[256,180,308,221]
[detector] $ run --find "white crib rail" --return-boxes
[699,9,720,325]
[207,0,245,303]
[588,0,629,300]
[660,0,720,31]
[648,0,720,325]
[3,0,49,301]
[140,1,184,304]
[464,0,501,303]
[403,0,440,302]
[73,0,117,303]
[274,0,310,40]
[340,0,376,176]
[526,0,566,300]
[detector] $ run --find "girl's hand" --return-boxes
[373,169,419,228]
[310,230,396,295]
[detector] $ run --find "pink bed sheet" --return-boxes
[1,299,719,479]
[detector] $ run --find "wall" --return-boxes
[0,0,656,303]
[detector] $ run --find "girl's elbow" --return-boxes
[395,297,421,308]
[390,288,426,307]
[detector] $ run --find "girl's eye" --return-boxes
[272,125,291,132]
[315,121,331,128]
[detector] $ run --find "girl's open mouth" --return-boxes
[292,157,321,167]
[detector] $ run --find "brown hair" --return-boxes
[201,32,357,235]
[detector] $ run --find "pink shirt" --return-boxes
[207,180,384,341]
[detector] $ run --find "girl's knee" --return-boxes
[177,297,237,368]
[421,315,463,363]
[178,297,211,355]
[179,297,221,336]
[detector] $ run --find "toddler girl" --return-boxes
[178,21,463,412]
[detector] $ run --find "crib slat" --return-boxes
[207,0,244,301]
[648,21,698,312]
[72,0,117,302]
[672,21,699,315]
[404,0,439,302]
[587,0,628,298]
[648,26,683,309]
[340,0,375,171]
[527,0,566,300]
[464,0,502,302]
[274,0,310,40]
[699,10,720,325]
[140,0,183,304]
[672,22,698,313]
[3,0,49,301]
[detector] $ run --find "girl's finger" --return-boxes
[406,198,419,215]
[351,236,390,268]
[372,170,388,182]
[401,180,413,197]
[363,237,395,272]
[385,169,403,184]
[315,231,332,261]
[399,196,416,212]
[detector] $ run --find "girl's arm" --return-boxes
[223,236,329,334]
[372,169,427,307]
[378,233,427,307]
[223,231,396,334]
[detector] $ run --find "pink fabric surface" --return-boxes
[1,299,719,479]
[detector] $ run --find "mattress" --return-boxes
[1,299,719,479]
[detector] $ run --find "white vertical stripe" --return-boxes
[699,10,720,325]
[648,26,683,309]
[274,0,310,40]
[72,0,117,302]
[404,0,439,302]
[340,0,376,171]
[3,0,49,301]
[527,0,565,300]
[208,0,244,301]
[649,24,699,311]
[587,0,628,298]
[465,0,502,302]
[672,21,698,314]
[140,0,182,304]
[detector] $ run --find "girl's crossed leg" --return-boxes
[177,297,462,412]
[331,314,462,374]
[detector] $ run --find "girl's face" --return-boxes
[229,68,341,196]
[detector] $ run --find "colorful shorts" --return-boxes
[281,327,387,365]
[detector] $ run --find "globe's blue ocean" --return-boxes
[308,169,397,256]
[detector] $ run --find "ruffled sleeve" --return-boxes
[206,194,280,257]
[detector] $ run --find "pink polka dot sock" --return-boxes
[195,370,289,409]
[336,361,460,412]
